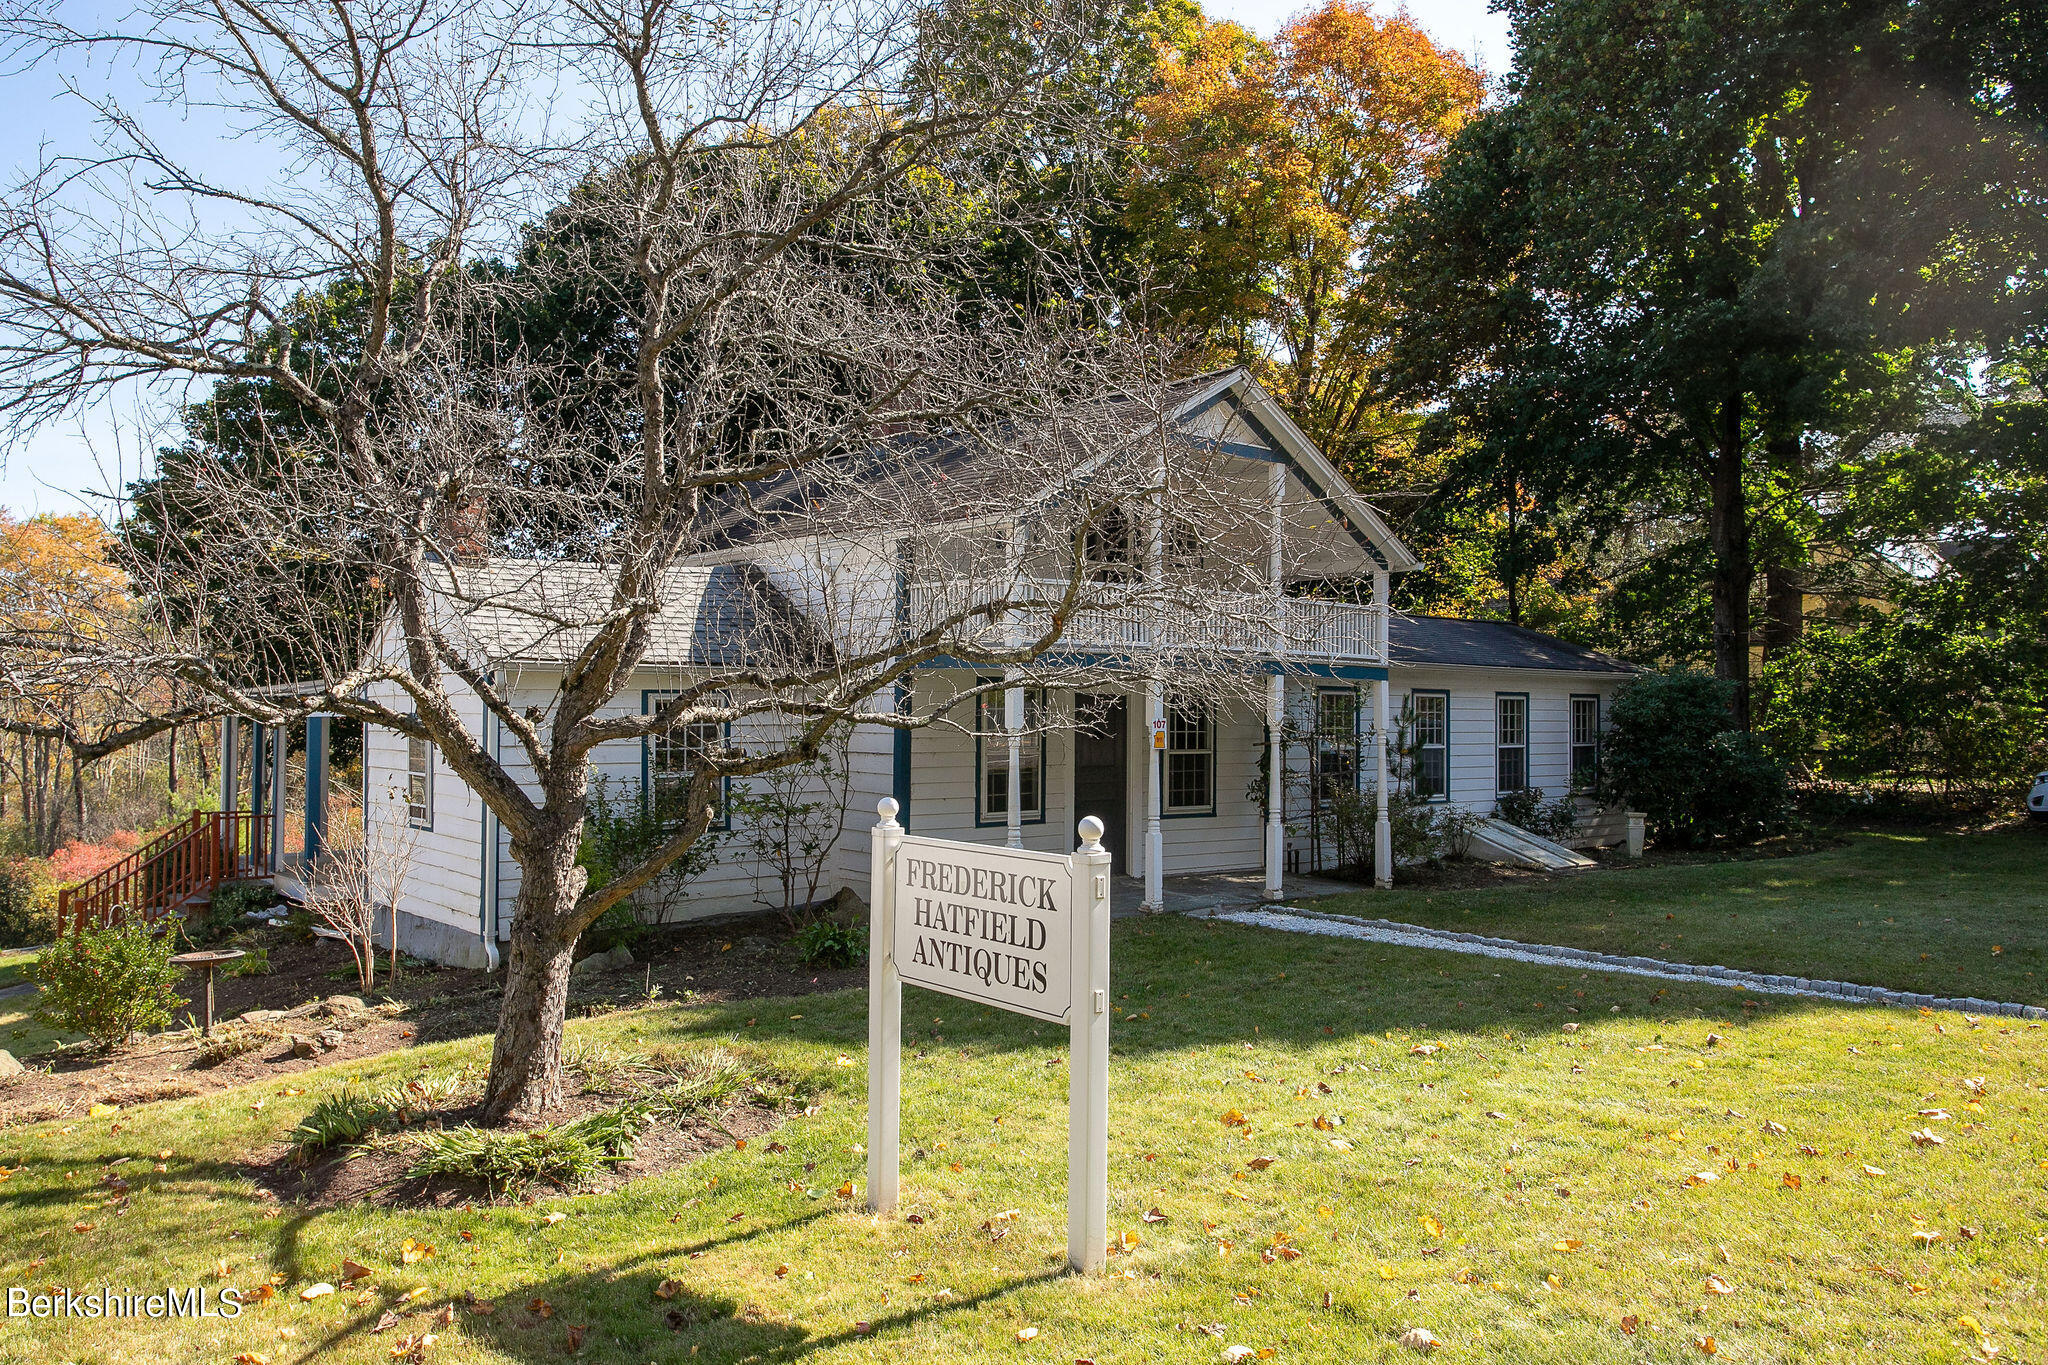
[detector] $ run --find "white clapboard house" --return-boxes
[210,367,1636,968]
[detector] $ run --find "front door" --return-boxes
[1073,694,1128,868]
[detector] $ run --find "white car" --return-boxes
[2032,771,2048,820]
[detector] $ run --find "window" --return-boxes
[1409,691,1448,801]
[976,687,1045,825]
[1315,689,1359,800]
[1083,506,1134,581]
[645,692,728,826]
[1570,695,1601,783]
[1165,696,1214,815]
[405,728,433,829]
[1496,694,1529,794]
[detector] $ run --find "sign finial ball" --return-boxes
[878,796,900,824]
[1077,815,1105,849]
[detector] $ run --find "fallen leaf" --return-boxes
[566,1324,586,1352]
[1555,1238,1584,1252]
[1143,1208,1169,1224]
[528,1297,555,1318]
[1017,1326,1039,1341]
[542,1211,566,1226]
[1910,1129,1944,1147]
[655,1279,683,1300]
[234,1354,270,1365]
[373,1310,403,1333]
[1862,1164,1887,1177]
[1246,1156,1277,1171]
[1705,1274,1734,1295]
[1399,1326,1438,1353]
[1782,1172,1802,1189]
[400,1238,434,1265]
[1420,1215,1444,1238]
[1620,1314,1640,1334]
[1696,1336,1718,1355]
[300,1283,335,1301]
[342,1259,374,1283]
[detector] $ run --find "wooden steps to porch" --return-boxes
[56,810,274,935]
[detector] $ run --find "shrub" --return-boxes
[1599,673,1792,846]
[45,830,143,886]
[790,917,866,968]
[577,776,721,936]
[0,858,55,948]
[182,880,278,947]
[224,947,271,977]
[27,920,185,1051]
[1494,787,1582,842]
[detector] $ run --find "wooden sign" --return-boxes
[867,799,1112,1272]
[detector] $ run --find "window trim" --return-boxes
[1162,694,1216,818]
[1495,691,1530,795]
[404,722,434,831]
[1569,693,1601,784]
[974,682,1047,828]
[1408,689,1450,803]
[642,689,732,831]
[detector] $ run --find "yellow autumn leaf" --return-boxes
[1555,1238,1584,1252]
[1420,1214,1444,1238]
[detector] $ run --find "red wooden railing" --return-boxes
[56,810,273,935]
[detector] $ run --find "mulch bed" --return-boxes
[248,1088,794,1211]
[0,912,861,1129]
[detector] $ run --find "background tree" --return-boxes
[1128,0,1483,466]
[1382,0,2045,724]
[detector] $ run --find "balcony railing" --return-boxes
[906,577,1386,664]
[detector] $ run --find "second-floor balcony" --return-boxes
[906,576,1387,665]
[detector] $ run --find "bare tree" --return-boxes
[0,0,1343,1120]
[306,800,419,994]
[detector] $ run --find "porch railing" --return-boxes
[56,810,273,935]
[905,577,1387,664]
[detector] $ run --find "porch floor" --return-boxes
[1110,869,1361,917]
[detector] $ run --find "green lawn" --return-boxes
[1305,827,2048,1008]
[3,909,2043,1363]
[0,948,36,992]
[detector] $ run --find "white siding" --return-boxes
[360,677,489,937]
[1389,667,1628,813]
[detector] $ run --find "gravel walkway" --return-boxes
[1214,905,2048,1021]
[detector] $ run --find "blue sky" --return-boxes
[0,0,1511,519]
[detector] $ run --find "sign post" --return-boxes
[866,799,1112,1273]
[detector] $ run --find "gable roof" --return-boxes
[429,558,823,669]
[691,368,1419,573]
[1389,615,1637,675]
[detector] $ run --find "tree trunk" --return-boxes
[1706,398,1754,729]
[479,830,588,1123]
[1761,564,1804,658]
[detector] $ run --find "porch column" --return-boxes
[218,716,239,812]
[268,725,287,871]
[1004,678,1024,850]
[1003,520,1024,850]
[303,714,329,865]
[1142,449,1166,912]
[1373,570,1393,888]
[1144,679,1163,911]
[1263,460,1286,899]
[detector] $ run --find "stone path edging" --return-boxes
[1212,905,2048,1022]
